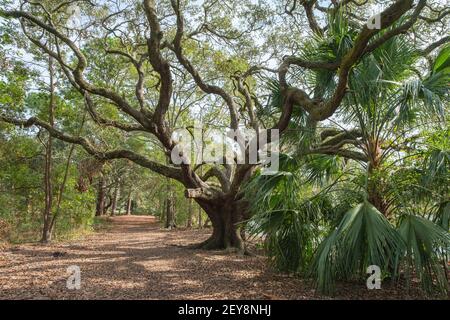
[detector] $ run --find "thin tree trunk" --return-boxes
[203,217,211,228]
[197,166,203,229]
[96,176,106,216]
[41,56,55,243]
[187,198,193,228]
[198,206,203,229]
[126,191,132,215]
[50,112,87,232]
[165,197,176,229]
[103,194,112,214]
[164,158,176,228]
[110,179,120,216]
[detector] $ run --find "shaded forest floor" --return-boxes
[0,215,445,300]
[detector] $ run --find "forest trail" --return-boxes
[0,215,306,299]
[0,216,429,300]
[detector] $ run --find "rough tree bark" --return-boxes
[194,198,244,251]
[367,139,390,216]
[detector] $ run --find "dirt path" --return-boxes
[0,216,434,299]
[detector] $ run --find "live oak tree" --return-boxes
[0,0,448,250]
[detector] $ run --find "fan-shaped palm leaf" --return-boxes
[311,201,403,294]
[397,215,450,294]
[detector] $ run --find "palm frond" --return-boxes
[435,201,450,231]
[432,44,450,74]
[311,201,403,294]
[302,154,345,186]
[397,215,450,294]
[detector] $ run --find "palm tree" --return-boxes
[246,11,449,295]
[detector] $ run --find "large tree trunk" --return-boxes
[195,199,244,251]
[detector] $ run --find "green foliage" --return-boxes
[0,132,97,242]
[398,215,450,294]
[246,154,335,274]
[247,10,450,297]
[303,154,345,186]
[432,45,450,74]
[311,201,403,294]
[0,0,448,299]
